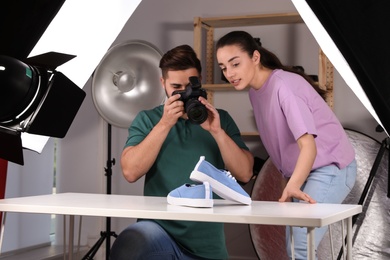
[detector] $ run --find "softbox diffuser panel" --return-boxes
[299,0,390,134]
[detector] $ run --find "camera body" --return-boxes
[171,76,208,124]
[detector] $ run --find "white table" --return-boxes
[0,193,361,259]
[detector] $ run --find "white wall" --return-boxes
[3,140,54,252]
[3,0,387,259]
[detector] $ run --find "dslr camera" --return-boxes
[172,76,208,124]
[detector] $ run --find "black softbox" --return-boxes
[293,0,390,135]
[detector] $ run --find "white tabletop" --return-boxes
[0,193,361,227]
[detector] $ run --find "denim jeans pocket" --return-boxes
[345,159,357,191]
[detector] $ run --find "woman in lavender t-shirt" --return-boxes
[216,30,357,260]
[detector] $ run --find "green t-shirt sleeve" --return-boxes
[123,110,156,149]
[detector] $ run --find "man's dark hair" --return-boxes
[159,44,202,79]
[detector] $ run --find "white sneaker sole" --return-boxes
[167,195,213,208]
[190,170,252,205]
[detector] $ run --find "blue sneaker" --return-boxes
[167,181,213,208]
[190,156,252,205]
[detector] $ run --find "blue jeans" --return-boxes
[286,159,357,260]
[110,220,203,260]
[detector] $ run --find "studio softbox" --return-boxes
[292,0,390,136]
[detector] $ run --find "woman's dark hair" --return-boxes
[159,44,202,79]
[216,31,327,100]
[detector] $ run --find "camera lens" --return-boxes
[186,99,208,124]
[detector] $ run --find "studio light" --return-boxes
[0,52,86,165]
[83,40,165,259]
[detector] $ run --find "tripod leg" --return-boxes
[352,138,387,224]
[387,138,390,198]
[337,137,388,260]
[83,124,118,260]
[106,217,112,260]
[82,233,106,260]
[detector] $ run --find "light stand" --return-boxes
[89,40,165,260]
[82,123,117,260]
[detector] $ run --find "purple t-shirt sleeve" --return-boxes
[279,85,318,140]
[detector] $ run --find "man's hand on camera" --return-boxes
[199,97,222,135]
[160,94,184,128]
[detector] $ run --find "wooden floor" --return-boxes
[0,245,90,260]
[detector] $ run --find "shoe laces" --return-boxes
[223,170,237,182]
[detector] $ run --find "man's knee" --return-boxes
[110,221,176,260]
[110,222,155,259]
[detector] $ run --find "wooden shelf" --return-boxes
[241,132,260,137]
[199,13,303,28]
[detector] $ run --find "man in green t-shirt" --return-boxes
[110,44,254,260]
